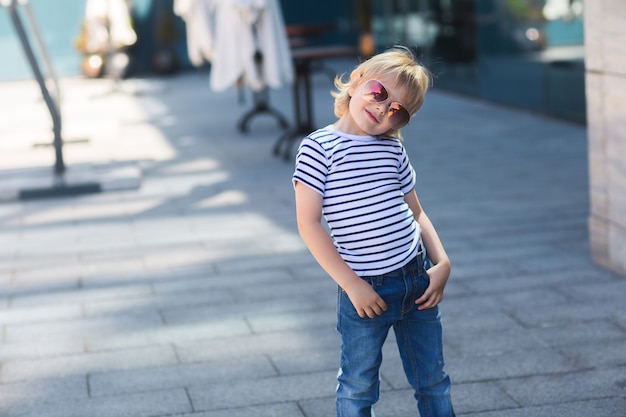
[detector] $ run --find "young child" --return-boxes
[292,46,455,417]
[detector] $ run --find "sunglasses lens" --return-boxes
[388,103,410,128]
[362,80,388,103]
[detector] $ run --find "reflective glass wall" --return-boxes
[364,0,585,123]
[1,0,585,124]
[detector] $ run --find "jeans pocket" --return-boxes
[413,270,430,300]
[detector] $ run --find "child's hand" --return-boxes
[415,262,450,310]
[345,279,387,319]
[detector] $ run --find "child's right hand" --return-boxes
[345,279,388,318]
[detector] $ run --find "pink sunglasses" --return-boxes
[361,79,411,129]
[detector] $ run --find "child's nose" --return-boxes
[376,102,390,115]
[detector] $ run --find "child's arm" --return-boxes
[294,182,387,318]
[404,189,451,310]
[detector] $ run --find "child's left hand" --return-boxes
[415,262,450,310]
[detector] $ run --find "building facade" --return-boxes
[584,0,626,276]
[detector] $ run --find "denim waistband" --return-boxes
[367,242,428,280]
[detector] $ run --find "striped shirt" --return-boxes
[293,126,421,276]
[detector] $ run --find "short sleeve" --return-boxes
[398,144,416,195]
[292,137,329,196]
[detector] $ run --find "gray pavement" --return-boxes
[1,61,625,417]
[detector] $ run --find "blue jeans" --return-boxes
[336,248,455,417]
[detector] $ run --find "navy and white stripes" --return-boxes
[293,126,421,276]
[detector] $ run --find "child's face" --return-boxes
[347,76,410,137]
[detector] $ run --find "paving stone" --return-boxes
[269,346,339,375]
[442,307,522,334]
[234,275,336,303]
[558,279,626,304]
[11,262,85,284]
[298,396,336,417]
[464,266,618,294]
[214,252,318,273]
[560,339,626,369]
[0,303,82,326]
[0,388,192,417]
[0,376,88,408]
[503,301,619,328]
[9,282,154,308]
[83,289,235,319]
[457,398,626,417]
[86,317,252,351]
[528,320,626,347]
[151,268,295,294]
[1,346,178,383]
[176,327,341,363]
[493,288,570,310]
[246,307,337,333]
[89,356,277,397]
[0,339,85,362]
[443,326,545,357]
[452,382,520,414]
[4,312,163,344]
[446,348,579,383]
[188,372,336,411]
[497,367,626,406]
[160,295,319,325]
[177,402,306,417]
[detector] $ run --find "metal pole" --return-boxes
[22,0,61,110]
[6,0,65,174]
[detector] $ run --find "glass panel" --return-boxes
[366,0,586,123]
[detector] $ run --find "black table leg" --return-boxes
[273,58,313,161]
[238,87,290,133]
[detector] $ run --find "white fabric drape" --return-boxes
[174,0,293,92]
[84,0,137,54]
[173,0,214,66]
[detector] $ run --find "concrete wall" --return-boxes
[584,0,626,275]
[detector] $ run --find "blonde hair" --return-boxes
[331,46,431,139]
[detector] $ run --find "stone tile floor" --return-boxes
[0,66,624,416]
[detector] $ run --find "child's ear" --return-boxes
[348,71,362,96]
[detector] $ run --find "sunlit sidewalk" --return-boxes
[0,69,624,417]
